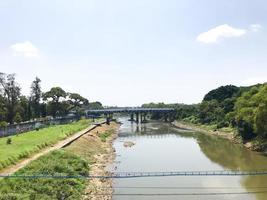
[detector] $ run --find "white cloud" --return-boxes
[197,24,246,44]
[250,24,262,32]
[242,77,267,86]
[10,41,40,58]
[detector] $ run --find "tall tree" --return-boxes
[43,87,67,117]
[68,93,88,109]
[30,77,42,118]
[0,94,7,122]
[0,73,21,124]
[18,95,31,121]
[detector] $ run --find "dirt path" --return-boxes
[0,122,104,176]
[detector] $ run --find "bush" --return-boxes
[6,138,12,145]
[0,150,89,199]
[0,121,8,128]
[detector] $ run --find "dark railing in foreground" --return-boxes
[2,170,267,179]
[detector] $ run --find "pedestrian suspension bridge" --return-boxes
[2,170,267,179]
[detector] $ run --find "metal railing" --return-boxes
[0,116,80,137]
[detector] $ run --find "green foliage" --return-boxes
[30,77,42,118]
[203,85,239,102]
[68,93,89,116]
[142,102,198,121]
[99,131,112,142]
[6,138,12,145]
[255,104,267,137]
[13,112,22,123]
[0,73,21,124]
[234,84,267,140]
[199,100,224,124]
[0,150,89,199]
[43,87,68,117]
[198,85,246,127]
[0,121,8,128]
[0,120,90,170]
[183,83,267,143]
[88,101,103,110]
[0,72,102,124]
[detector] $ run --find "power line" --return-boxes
[2,190,267,196]
[97,186,267,190]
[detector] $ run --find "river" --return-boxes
[110,118,267,200]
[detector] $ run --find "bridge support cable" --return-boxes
[2,170,267,179]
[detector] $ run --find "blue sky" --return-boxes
[0,0,267,106]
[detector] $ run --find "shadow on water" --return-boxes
[173,126,267,200]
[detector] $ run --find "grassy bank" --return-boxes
[0,150,89,199]
[174,120,267,152]
[0,119,91,171]
[0,122,118,199]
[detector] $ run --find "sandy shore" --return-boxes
[172,121,235,141]
[65,122,120,200]
[85,123,119,200]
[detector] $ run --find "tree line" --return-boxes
[142,83,267,143]
[0,72,103,127]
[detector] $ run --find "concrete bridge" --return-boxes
[86,108,176,124]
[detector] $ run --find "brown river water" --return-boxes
[109,118,267,200]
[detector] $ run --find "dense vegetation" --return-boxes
[142,102,198,121]
[0,119,90,170]
[0,72,103,127]
[0,150,89,199]
[143,83,267,148]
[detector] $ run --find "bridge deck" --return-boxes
[87,108,175,114]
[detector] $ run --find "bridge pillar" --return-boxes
[143,113,147,123]
[136,113,139,123]
[130,113,134,121]
[164,113,168,122]
[105,113,110,125]
[141,113,147,123]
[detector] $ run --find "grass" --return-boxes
[0,122,117,199]
[0,119,91,171]
[0,150,89,200]
[99,130,113,142]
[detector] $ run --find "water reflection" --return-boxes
[112,118,267,200]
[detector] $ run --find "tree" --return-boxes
[0,94,7,122]
[234,84,267,140]
[68,93,88,110]
[199,100,224,124]
[203,85,240,102]
[14,112,22,123]
[88,101,103,110]
[0,73,21,124]
[30,77,42,118]
[18,95,31,121]
[43,87,67,117]
[254,104,267,138]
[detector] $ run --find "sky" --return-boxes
[0,0,267,106]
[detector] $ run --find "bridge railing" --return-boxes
[86,107,175,114]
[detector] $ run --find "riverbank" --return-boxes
[0,119,93,174]
[172,121,266,151]
[64,121,119,200]
[172,121,234,140]
[0,121,119,199]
